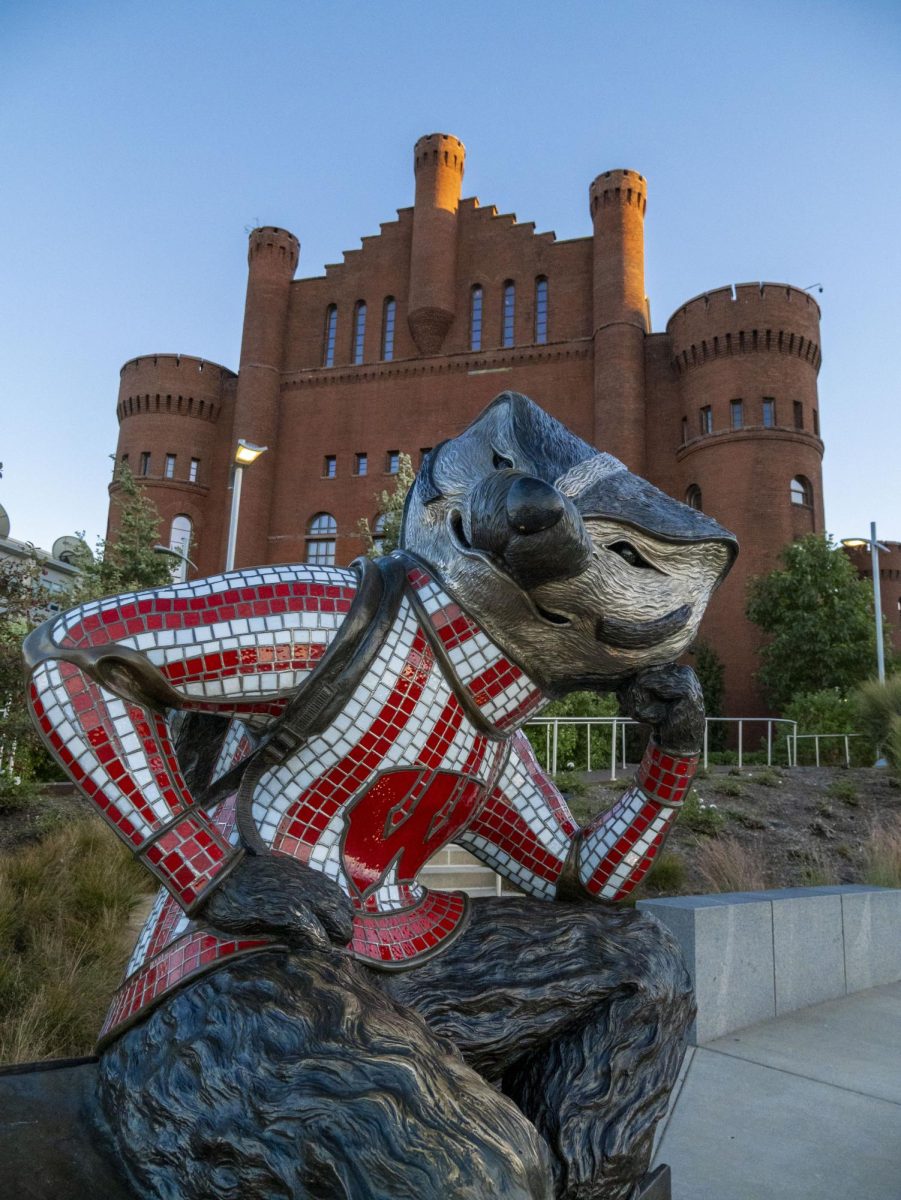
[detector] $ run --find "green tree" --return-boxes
[357,453,415,558]
[1,464,173,798]
[746,533,889,711]
[0,552,59,800]
[690,641,725,748]
[69,462,173,602]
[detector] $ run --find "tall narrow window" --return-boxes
[323,455,337,478]
[790,476,813,506]
[699,406,713,435]
[372,513,387,554]
[168,514,193,583]
[355,452,368,476]
[352,301,366,364]
[686,485,703,511]
[120,453,129,466]
[793,401,804,430]
[813,409,820,437]
[305,513,337,566]
[164,453,176,479]
[681,417,688,444]
[470,285,483,351]
[762,397,776,427]
[189,457,200,483]
[534,276,548,344]
[140,451,151,476]
[502,281,515,348]
[323,304,338,367]
[381,297,396,361]
[730,399,744,430]
[386,450,399,475]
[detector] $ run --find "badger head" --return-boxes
[400,392,737,694]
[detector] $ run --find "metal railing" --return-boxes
[792,732,863,768]
[524,716,850,776]
[527,716,642,780]
[703,718,797,769]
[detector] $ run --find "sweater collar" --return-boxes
[393,552,549,735]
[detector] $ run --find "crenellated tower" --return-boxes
[407,133,465,356]
[666,282,825,713]
[590,169,648,473]
[227,226,299,568]
[112,354,235,575]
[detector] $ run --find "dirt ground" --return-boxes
[564,764,901,895]
[3,768,899,898]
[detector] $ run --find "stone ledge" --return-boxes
[638,886,901,1045]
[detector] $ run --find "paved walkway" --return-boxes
[653,980,901,1199]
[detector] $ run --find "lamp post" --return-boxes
[841,522,889,684]
[225,439,267,572]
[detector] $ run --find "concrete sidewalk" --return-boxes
[653,979,901,1199]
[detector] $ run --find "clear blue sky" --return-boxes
[2,0,899,555]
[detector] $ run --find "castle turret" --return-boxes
[407,133,465,356]
[667,282,825,714]
[590,169,648,472]
[112,354,235,577]
[228,226,299,568]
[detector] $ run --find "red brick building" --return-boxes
[843,541,901,659]
[110,132,827,715]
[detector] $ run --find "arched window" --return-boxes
[168,514,192,583]
[470,285,483,351]
[686,485,702,511]
[790,475,813,506]
[381,297,396,361]
[372,513,387,554]
[502,280,515,348]
[323,305,338,367]
[534,276,548,344]
[305,512,337,566]
[352,301,366,365]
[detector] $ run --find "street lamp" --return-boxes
[841,522,889,684]
[225,439,267,571]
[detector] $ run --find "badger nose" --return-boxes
[506,476,564,535]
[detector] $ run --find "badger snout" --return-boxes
[461,471,593,590]
[505,476,565,535]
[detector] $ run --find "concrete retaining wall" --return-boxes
[638,886,901,1045]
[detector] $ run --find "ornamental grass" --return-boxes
[0,817,151,1064]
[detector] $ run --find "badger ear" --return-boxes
[417,440,449,505]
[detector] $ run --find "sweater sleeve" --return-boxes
[458,731,697,902]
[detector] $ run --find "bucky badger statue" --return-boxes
[25,394,736,1200]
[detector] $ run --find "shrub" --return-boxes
[827,778,858,805]
[711,777,743,798]
[863,815,901,888]
[694,837,767,893]
[727,809,767,831]
[644,852,686,895]
[525,691,619,772]
[783,688,871,766]
[552,770,587,799]
[798,848,840,887]
[751,768,782,788]
[0,817,152,1064]
[853,677,901,774]
[680,789,725,836]
[706,750,769,766]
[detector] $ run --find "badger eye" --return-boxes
[607,541,653,569]
[492,450,514,470]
